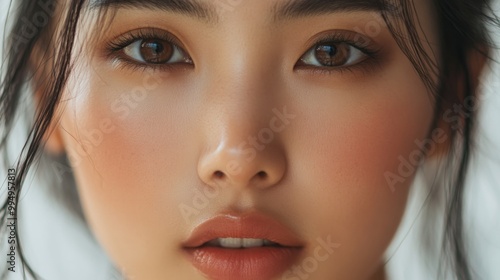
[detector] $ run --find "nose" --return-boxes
[197,70,290,191]
[198,138,287,190]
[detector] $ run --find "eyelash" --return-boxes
[104,28,191,72]
[296,32,382,75]
[104,28,381,74]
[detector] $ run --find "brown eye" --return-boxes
[123,38,192,65]
[314,43,350,66]
[140,39,173,64]
[299,42,368,68]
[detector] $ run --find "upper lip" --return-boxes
[181,211,304,248]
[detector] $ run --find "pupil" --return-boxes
[140,39,172,64]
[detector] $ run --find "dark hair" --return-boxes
[0,0,498,279]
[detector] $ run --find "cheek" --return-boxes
[58,68,197,274]
[283,55,434,278]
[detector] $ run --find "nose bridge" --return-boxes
[202,42,281,146]
[208,82,277,146]
[196,41,289,190]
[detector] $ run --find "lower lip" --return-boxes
[184,246,303,280]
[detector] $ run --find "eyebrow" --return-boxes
[90,0,390,24]
[89,0,217,23]
[273,0,389,21]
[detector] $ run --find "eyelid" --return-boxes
[294,29,382,75]
[302,29,381,59]
[103,27,193,70]
[106,27,188,53]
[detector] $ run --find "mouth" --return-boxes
[182,211,305,280]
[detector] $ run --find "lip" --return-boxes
[182,211,305,280]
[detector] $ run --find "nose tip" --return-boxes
[198,143,286,190]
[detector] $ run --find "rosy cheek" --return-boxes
[287,54,434,235]
[59,71,194,259]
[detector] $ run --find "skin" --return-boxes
[42,0,442,279]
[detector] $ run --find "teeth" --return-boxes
[242,238,264,248]
[219,238,242,248]
[209,238,278,248]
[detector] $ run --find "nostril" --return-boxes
[256,171,267,179]
[214,170,225,179]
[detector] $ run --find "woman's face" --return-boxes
[49,0,438,279]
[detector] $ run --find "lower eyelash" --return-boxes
[110,57,179,73]
[298,58,381,76]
